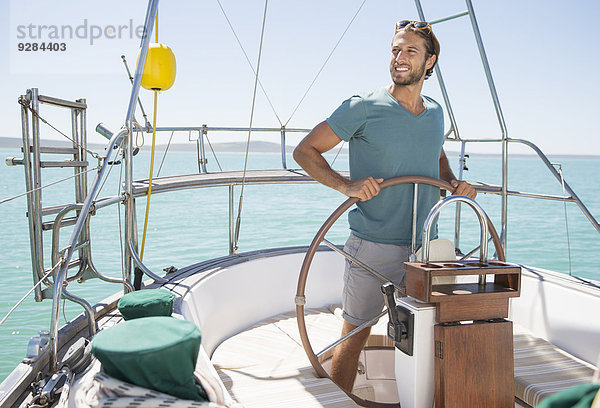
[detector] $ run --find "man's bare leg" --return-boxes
[330,320,371,392]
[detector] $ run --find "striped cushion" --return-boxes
[212,307,359,407]
[513,333,595,406]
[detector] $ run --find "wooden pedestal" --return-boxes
[434,320,514,408]
[404,259,521,408]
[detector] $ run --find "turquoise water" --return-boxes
[0,146,599,382]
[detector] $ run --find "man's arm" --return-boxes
[293,121,383,201]
[439,148,477,199]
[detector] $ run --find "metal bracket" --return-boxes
[23,330,50,364]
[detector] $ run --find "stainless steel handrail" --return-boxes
[423,196,489,265]
[507,138,600,233]
[422,195,489,285]
[127,240,168,283]
[49,126,127,371]
[123,0,159,284]
[153,125,311,171]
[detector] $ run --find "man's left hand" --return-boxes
[450,179,477,199]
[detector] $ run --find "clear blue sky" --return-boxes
[1,0,599,156]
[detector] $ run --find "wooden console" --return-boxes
[404,260,521,408]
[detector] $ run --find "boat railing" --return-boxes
[136,124,600,247]
[46,125,130,370]
[153,125,311,171]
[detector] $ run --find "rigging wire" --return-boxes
[205,133,223,172]
[555,164,573,276]
[284,0,368,126]
[94,147,122,201]
[233,0,269,252]
[157,130,175,177]
[0,166,100,206]
[0,260,61,328]
[330,141,346,167]
[215,0,283,126]
[19,100,101,160]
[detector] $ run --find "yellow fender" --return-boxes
[139,43,176,91]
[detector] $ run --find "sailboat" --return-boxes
[1,0,599,407]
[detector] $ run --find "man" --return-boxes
[293,21,476,392]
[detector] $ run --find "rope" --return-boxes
[233,0,269,251]
[284,0,368,126]
[140,90,159,260]
[139,12,160,260]
[0,166,100,206]
[19,99,101,160]
[215,0,283,126]
[135,122,145,149]
[0,260,61,328]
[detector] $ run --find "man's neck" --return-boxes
[387,81,426,115]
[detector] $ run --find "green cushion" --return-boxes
[91,316,207,401]
[535,383,599,408]
[117,289,175,320]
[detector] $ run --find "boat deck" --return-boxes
[212,305,596,408]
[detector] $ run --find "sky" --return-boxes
[1,0,599,156]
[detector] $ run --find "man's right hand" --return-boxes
[343,177,384,201]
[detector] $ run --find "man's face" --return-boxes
[389,31,435,86]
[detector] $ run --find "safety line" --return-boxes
[0,260,61,328]
[0,166,100,206]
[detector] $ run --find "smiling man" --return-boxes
[293,20,476,393]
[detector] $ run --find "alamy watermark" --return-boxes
[9,0,148,74]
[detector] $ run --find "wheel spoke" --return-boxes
[322,239,404,293]
[316,309,388,358]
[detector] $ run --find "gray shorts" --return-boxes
[342,234,410,327]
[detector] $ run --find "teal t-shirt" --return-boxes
[326,87,444,245]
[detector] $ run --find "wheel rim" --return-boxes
[295,175,504,407]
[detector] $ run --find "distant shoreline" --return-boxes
[1,137,598,160]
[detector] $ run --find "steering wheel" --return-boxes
[295,175,504,408]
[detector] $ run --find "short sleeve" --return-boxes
[326,96,367,142]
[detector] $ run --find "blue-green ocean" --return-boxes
[1,147,599,382]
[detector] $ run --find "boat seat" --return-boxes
[513,330,596,407]
[211,307,360,407]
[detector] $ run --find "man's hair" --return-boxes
[396,26,440,80]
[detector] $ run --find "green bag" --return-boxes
[117,289,175,320]
[536,383,600,408]
[92,316,207,401]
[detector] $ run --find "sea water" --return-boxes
[0,147,599,382]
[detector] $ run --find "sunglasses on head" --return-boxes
[395,20,432,33]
